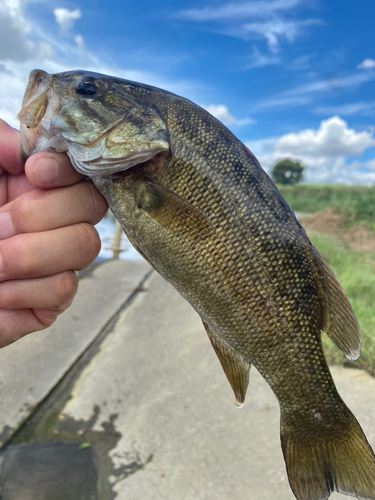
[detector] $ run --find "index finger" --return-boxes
[0,120,24,175]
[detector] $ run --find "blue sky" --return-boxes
[1,0,375,184]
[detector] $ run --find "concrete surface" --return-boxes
[57,272,375,500]
[0,259,151,447]
[0,261,373,499]
[0,442,98,499]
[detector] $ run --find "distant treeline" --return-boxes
[278,184,375,229]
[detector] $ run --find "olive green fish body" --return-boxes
[18,70,375,500]
[95,93,340,410]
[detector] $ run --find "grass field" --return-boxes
[307,231,375,375]
[278,184,375,229]
[277,184,375,375]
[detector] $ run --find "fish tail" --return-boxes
[280,407,375,500]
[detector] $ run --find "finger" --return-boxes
[0,182,108,239]
[26,152,84,189]
[6,172,34,203]
[0,271,78,310]
[0,308,59,348]
[0,223,101,281]
[0,120,24,175]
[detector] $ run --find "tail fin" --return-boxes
[281,409,375,500]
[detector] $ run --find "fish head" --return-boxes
[18,70,170,177]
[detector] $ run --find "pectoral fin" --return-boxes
[140,181,215,238]
[202,320,251,407]
[313,247,360,360]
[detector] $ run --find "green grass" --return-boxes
[307,231,375,374]
[278,184,375,230]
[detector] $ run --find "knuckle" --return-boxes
[33,309,59,328]
[86,182,108,223]
[0,234,43,279]
[11,192,40,233]
[76,223,101,262]
[52,271,79,306]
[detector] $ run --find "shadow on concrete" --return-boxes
[0,441,98,500]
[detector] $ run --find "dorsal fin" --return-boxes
[313,247,360,360]
[202,320,251,407]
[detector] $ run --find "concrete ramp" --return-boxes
[0,261,374,499]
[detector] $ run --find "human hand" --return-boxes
[0,119,108,347]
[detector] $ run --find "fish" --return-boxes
[18,69,375,500]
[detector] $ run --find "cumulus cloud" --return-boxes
[358,58,375,70]
[204,104,236,125]
[0,0,55,62]
[203,104,254,127]
[0,0,33,61]
[247,117,375,184]
[276,116,374,156]
[54,8,82,33]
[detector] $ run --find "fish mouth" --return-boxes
[18,70,65,159]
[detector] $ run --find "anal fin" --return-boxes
[202,320,251,408]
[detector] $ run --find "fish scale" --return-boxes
[18,69,375,500]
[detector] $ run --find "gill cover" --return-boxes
[18,70,170,177]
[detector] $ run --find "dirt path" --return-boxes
[301,209,375,253]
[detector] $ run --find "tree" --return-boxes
[271,159,304,185]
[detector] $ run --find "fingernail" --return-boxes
[33,157,59,184]
[0,211,15,240]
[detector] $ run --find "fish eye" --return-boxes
[75,77,99,97]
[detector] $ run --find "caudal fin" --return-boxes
[281,410,375,500]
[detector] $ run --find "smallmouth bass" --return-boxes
[18,69,375,500]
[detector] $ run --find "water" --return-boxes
[95,213,142,261]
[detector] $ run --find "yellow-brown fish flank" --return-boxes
[18,69,375,500]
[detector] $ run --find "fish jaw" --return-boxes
[18,70,170,178]
[18,70,66,160]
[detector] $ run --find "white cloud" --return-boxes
[75,34,85,51]
[287,54,312,71]
[0,0,54,62]
[256,70,375,110]
[173,0,302,21]
[247,117,375,184]
[276,116,374,156]
[172,0,322,57]
[241,19,321,53]
[202,104,254,127]
[246,47,281,68]
[358,58,375,70]
[0,0,33,60]
[256,95,312,109]
[54,8,82,33]
[314,101,375,117]
[204,104,236,124]
[287,71,375,95]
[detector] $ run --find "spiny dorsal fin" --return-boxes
[313,247,360,361]
[140,180,215,237]
[202,320,251,407]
